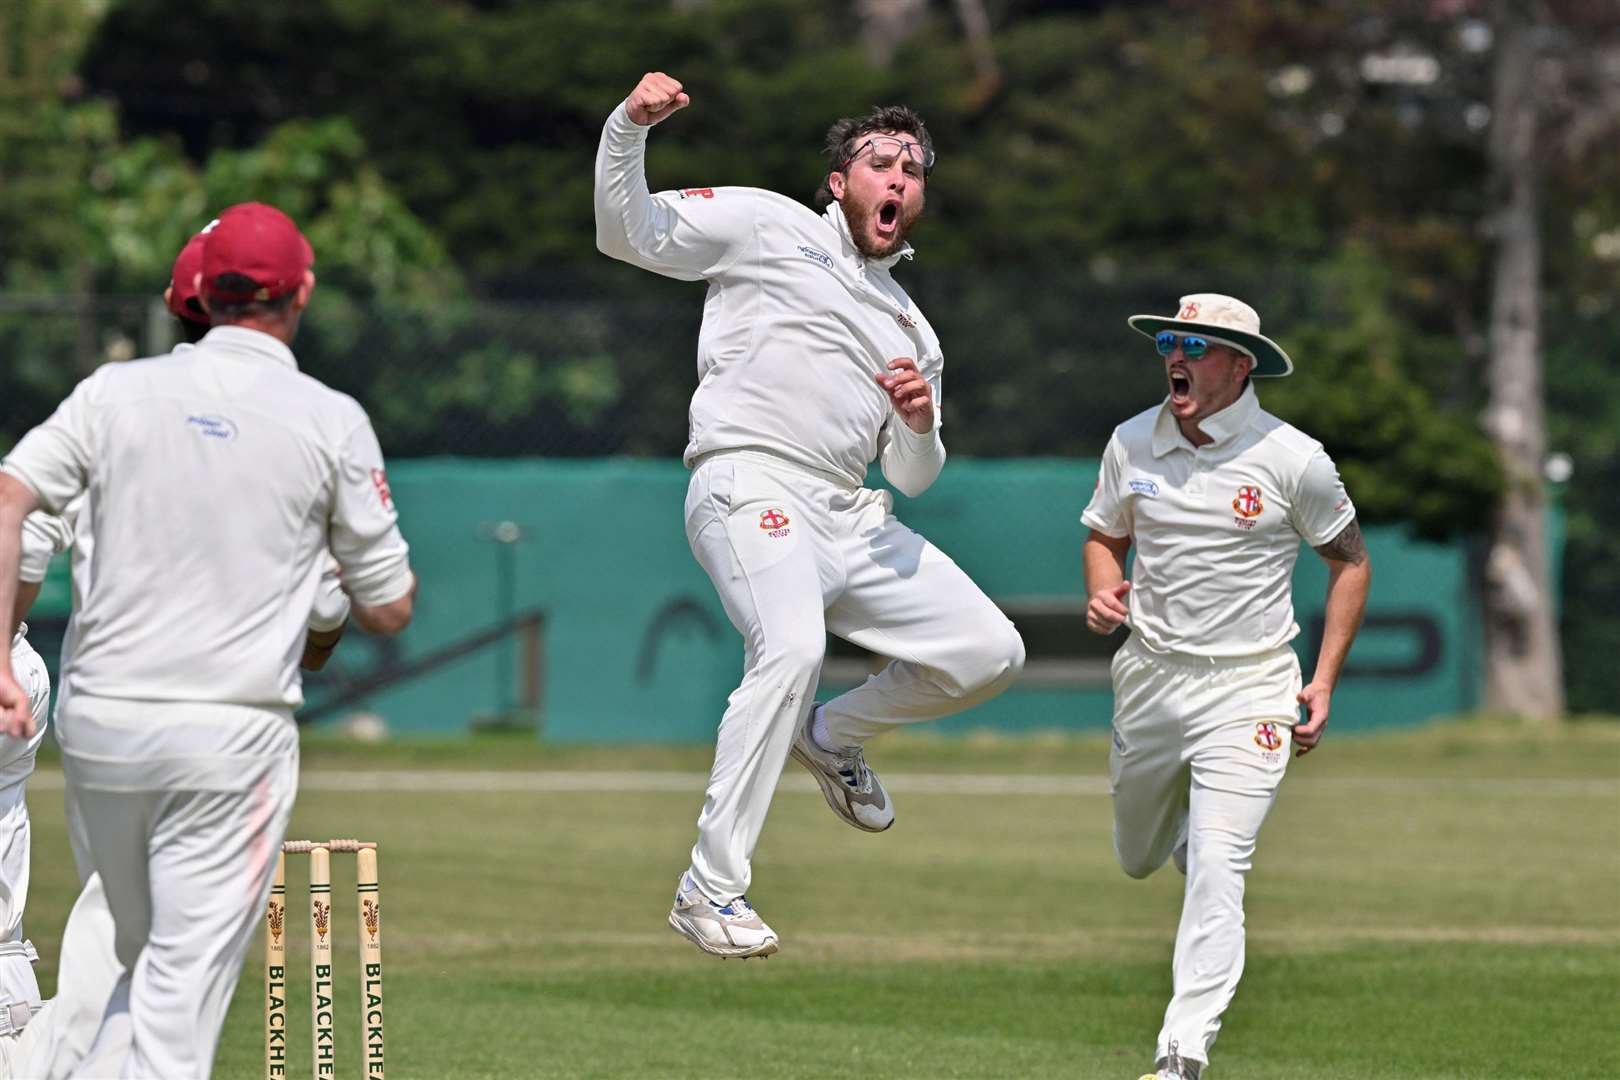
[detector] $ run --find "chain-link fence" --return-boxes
[1,269,1322,460]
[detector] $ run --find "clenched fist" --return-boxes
[626,72,691,127]
[875,357,935,434]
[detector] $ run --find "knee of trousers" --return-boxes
[755,632,826,684]
[948,622,1025,697]
[1115,842,1165,881]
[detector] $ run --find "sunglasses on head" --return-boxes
[842,136,936,175]
[1156,331,1212,358]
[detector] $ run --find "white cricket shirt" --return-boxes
[2,326,411,707]
[595,103,947,495]
[1083,386,1356,658]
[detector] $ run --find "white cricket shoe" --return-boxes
[789,705,894,832]
[1137,1040,1202,1079]
[668,874,779,959]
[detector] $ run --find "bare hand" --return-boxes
[875,358,935,434]
[1086,581,1131,635]
[0,672,34,740]
[1294,682,1331,756]
[626,72,690,127]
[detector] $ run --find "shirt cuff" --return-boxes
[347,561,415,610]
[1081,510,1128,538]
[888,420,942,457]
[606,101,651,147]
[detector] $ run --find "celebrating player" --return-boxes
[0,202,416,1077]
[595,72,1025,958]
[1081,294,1372,1080]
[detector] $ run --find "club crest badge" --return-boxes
[1233,484,1263,528]
[759,508,791,539]
[1254,721,1283,751]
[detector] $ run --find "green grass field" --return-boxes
[21,718,1620,1079]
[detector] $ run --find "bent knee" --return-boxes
[955,622,1025,696]
[759,633,826,680]
[1115,844,1166,880]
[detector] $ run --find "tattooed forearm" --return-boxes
[1314,518,1368,566]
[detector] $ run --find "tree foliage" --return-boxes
[2,0,1614,705]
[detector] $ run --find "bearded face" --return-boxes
[828,131,927,259]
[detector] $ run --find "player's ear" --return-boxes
[193,273,210,315]
[827,170,847,201]
[293,269,316,311]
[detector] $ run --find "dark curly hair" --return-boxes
[813,104,934,210]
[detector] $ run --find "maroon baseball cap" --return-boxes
[199,202,314,304]
[165,231,210,325]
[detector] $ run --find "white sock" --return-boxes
[811,706,836,752]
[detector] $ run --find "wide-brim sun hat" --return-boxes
[1127,293,1293,377]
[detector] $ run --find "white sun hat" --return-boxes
[1127,293,1294,377]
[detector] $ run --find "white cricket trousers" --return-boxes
[51,692,298,1080]
[1109,634,1300,1069]
[684,450,1024,900]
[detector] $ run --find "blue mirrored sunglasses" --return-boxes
[1155,331,1210,359]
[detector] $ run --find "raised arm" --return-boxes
[594,72,757,281]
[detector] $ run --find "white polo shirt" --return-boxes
[594,102,946,495]
[19,495,348,634]
[1083,385,1355,658]
[1,326,411,708]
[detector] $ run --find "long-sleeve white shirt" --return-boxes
[594,102,947,495]
[2,326,411,708]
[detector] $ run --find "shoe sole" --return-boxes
[789,743,894,833]
[667,911,779,959]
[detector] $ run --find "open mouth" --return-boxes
[1169,371,1192,404]
[876,199,900,236]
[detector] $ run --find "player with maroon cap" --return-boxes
[163,230,211,343]
[0,201,416,1078]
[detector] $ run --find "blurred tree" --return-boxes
[14,0,1616,707]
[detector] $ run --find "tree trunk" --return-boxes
[1480,10,1565,720]
[856,0,928,67]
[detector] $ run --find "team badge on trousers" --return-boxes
[758,508,791,539]
[1254,721,1282,751]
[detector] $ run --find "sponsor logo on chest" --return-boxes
[797,244,834,270]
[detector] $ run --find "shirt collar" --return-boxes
[823,200,915,270]
[195,325,298,371]
[1151,383,1260,457]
